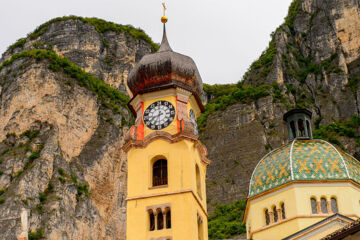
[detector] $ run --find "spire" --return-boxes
[159,24,173,52]
[159,2,172,52]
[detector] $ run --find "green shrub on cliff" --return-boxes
[198,83,270,131]
[28,228,44,240]
[7,16,159,52]
[0,49,130,114]
[313,115,360,148]
[208,200,246,239]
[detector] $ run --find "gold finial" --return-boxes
[161,3,168,23]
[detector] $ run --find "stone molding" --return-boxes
[123,131,210,166]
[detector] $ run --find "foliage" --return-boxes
[0,198,5,204]
[208,200,247,239]
[0,49,130,114]
[346,77,360,94]
[242,35,277,81]
[0,189,4,195]
[21,130,39,140]
[22,16,158,52]
[8,38,26,51]
[0,170,3,176]
[58,168,65,176]
[313,115,360,148]
[28,228,45,240]
[285,0,302,32]
[39,184,53,203]
[76,183,90,199]
[198,83,271,131]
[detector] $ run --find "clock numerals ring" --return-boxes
[143,100,175,130]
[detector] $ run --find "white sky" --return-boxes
[0,0,293,84]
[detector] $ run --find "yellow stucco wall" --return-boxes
[127,92,208,240]
[246,183,360,240]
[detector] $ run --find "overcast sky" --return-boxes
[0,0,293,85]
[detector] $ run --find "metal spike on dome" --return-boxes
[159,3,173,52]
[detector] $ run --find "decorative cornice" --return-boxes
[243,179,360,223]
[127,189,208,217]
[249,213,357,238]
[123,131,211,165]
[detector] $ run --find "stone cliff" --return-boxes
[1,0,360,238]
[0,17,157,240]
[201,0,360,206]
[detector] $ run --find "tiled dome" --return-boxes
[248,139,360,198]
[127,26,203,100]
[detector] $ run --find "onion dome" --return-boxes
[248,139,360,198]
[127,24,204,110]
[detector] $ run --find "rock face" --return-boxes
[0,17,155,240]
[202,0,360,205]
[1,17,156,96]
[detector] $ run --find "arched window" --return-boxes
[149,211,155,231]
[166,209,171,229]
[306,120,311,138]
[265,209,270,225]
[311,198,318,214]
[157,210,164,230]
[331,197,338,213]
[197,217,204,240]
[273,206,278,222]
[153,159,168,186]
[196,164,202,199]
[298,119,305,137]
[290,121,296,138]
[281,203,286,220]
[321,197,328,213]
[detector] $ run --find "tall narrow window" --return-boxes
[153,159,168,186]
[281,203,286,219]
[298,119,305,137]
[198,218,203,240]
[265,209,270,225]
[149,211,155,231]
[166,209,171,229]
[331,198,338,213]
[290,121,296,138]
[311,198,318,214]
[157,211,164,230]
[196,164,202,199]
[273,206,278,222]
[306,120,311,138]
[321,198,328,213]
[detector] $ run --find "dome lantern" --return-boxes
[283,109,312,141]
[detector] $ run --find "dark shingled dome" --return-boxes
[127,25,204,100]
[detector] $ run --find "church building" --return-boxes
[123,7,210,240]
[245,109,360,240]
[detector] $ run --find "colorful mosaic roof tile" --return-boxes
[248,139,360,198]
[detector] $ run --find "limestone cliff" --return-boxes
[0,17,156,240]
[201,0,360,206]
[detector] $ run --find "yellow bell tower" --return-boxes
[123,4,210,240]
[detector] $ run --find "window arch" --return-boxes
[273,206,278,222]
[331,197,338,213]
[166,208,171,229]
[149,210,155,231]
[290,121,296,138]
[196,164,202,199]
[306,120,311,138]
[157,210,164,230]
[153,159,168,186]
[265,209,270,225]
[321,197,328,213]
[311,198,318,214]
[281,202,286,220]
[298,119,305,137]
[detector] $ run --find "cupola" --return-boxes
[127,23,204,114]
[283,109,312,141]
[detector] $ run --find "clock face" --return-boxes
[189,109,198,135]
[143,101,176,130]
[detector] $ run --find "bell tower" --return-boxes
[123,5,210,240]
